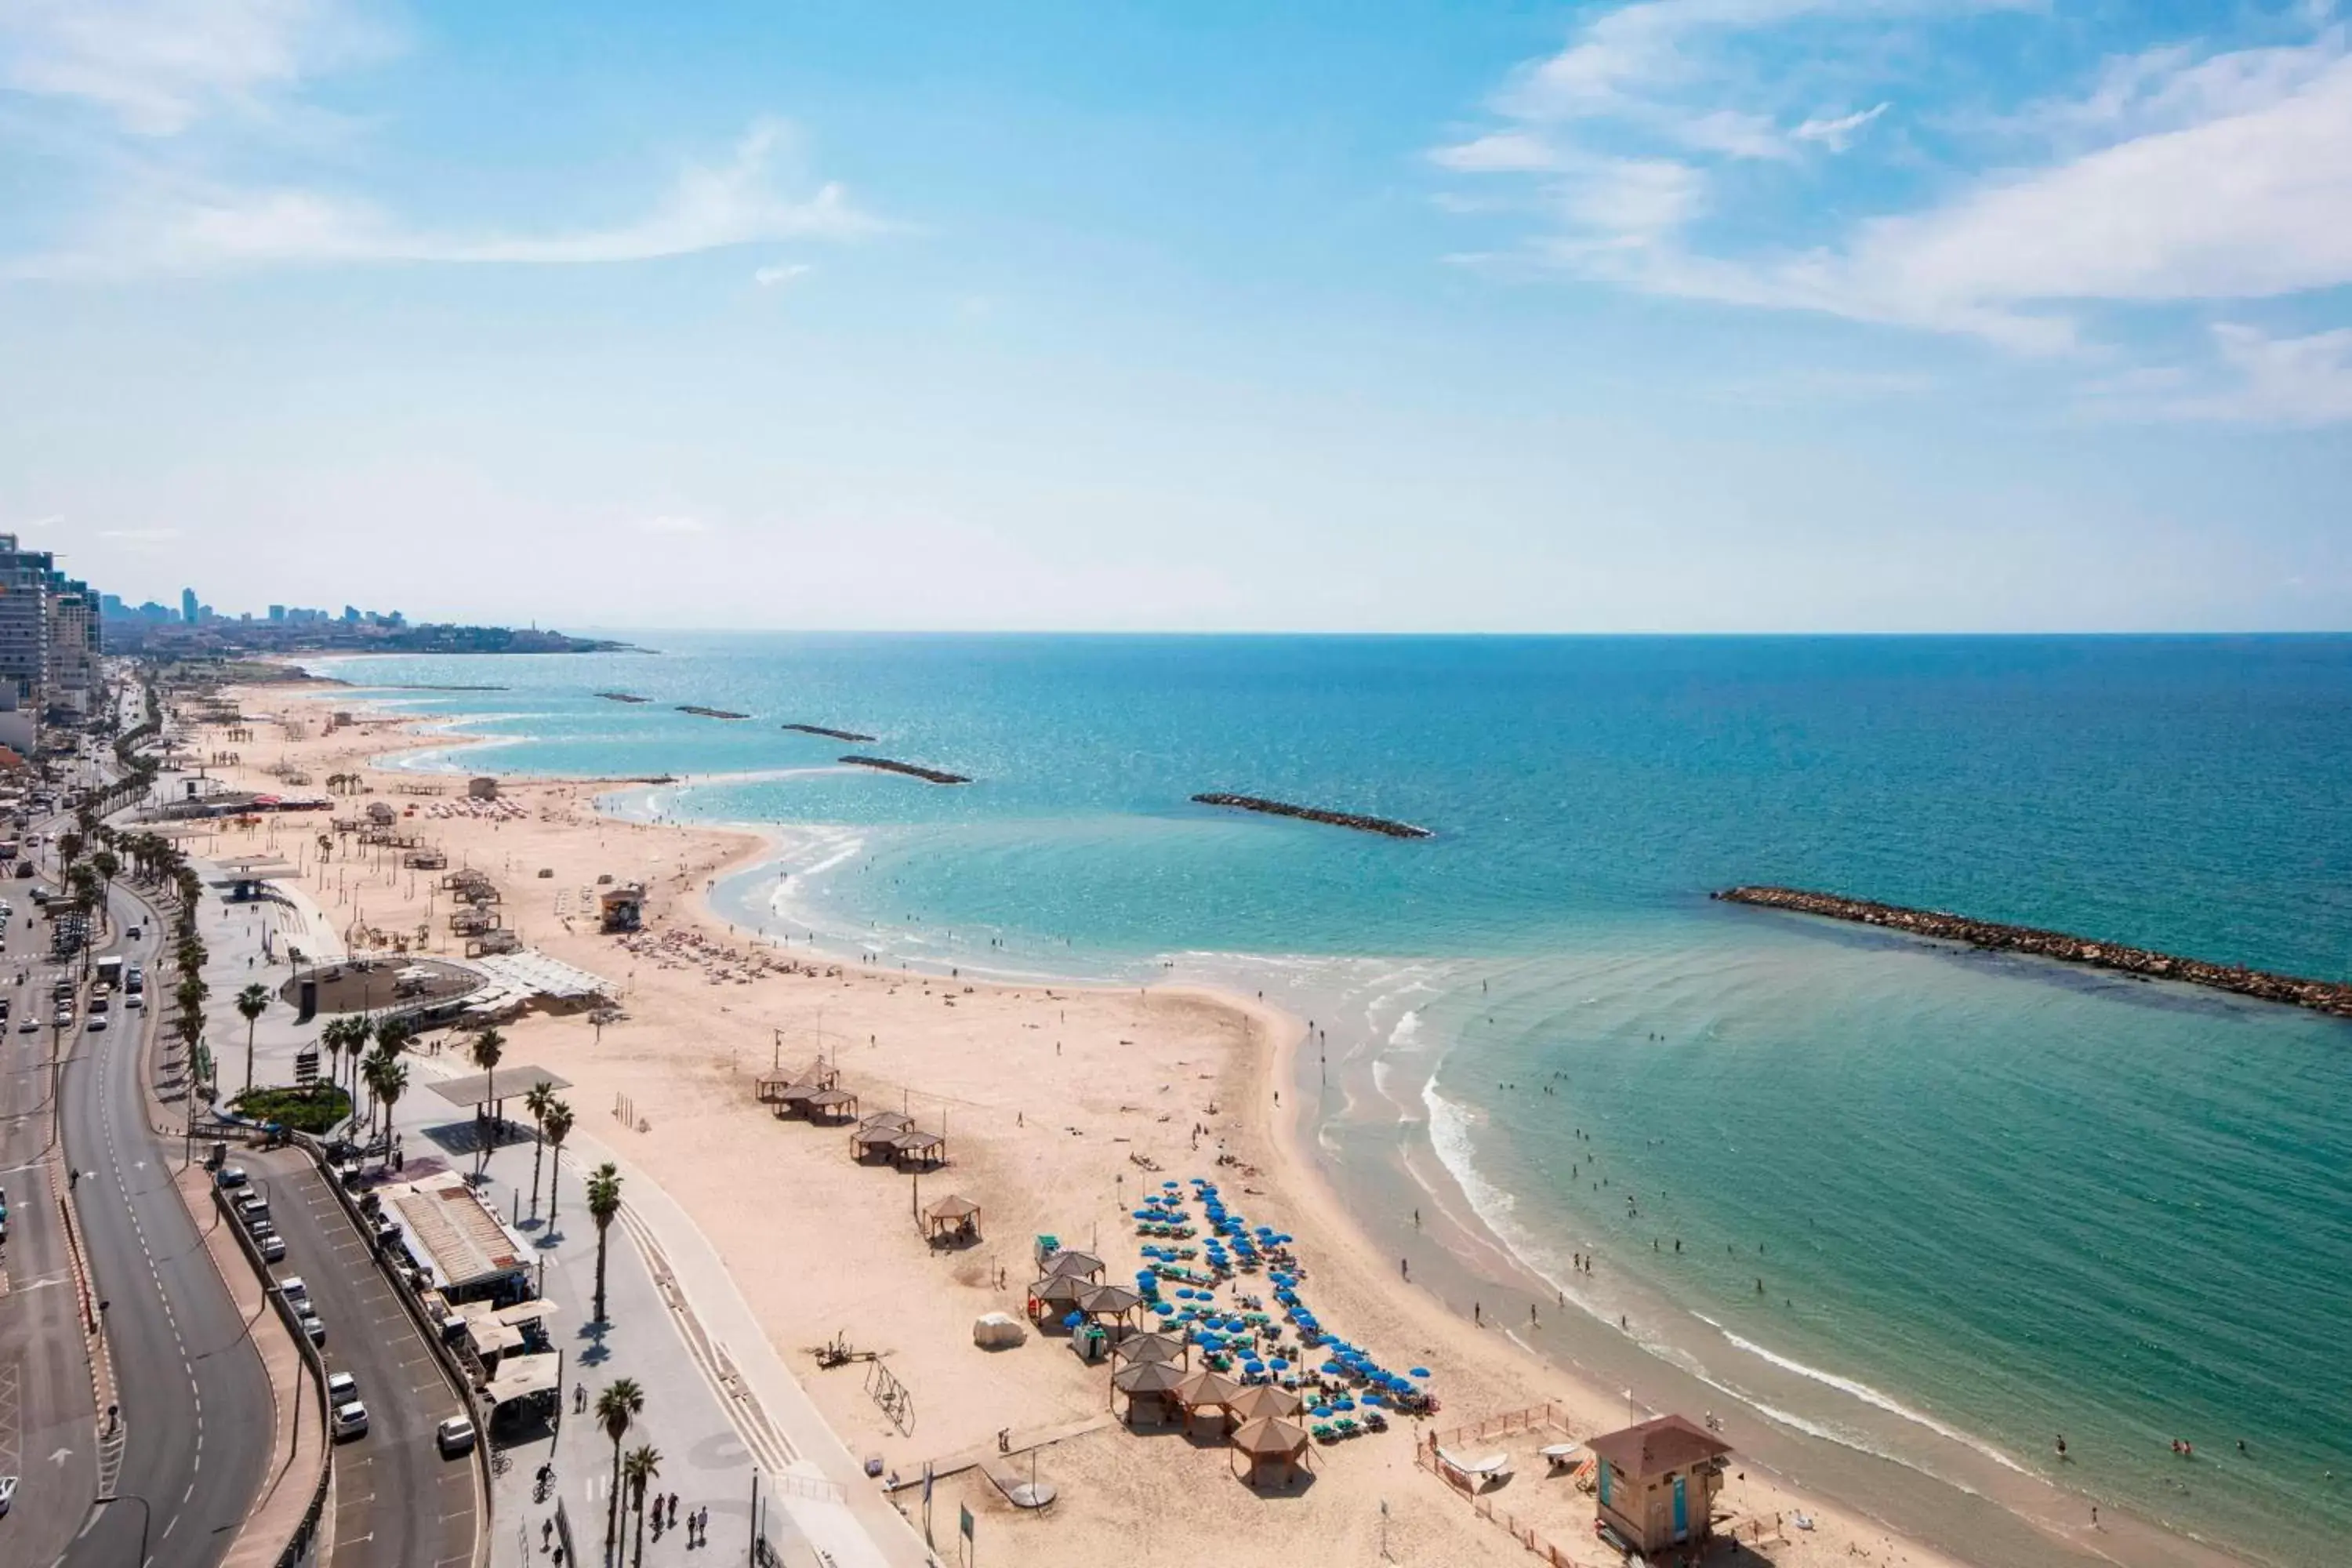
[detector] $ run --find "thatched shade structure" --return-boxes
[804,1086,860,1124]
[1110,1331,1186,1368]
[1112,1359,1189,1423]
[1230,1417,1312,1486]
[1226,1384,1303,1424]
[891,1128,946,1168]
[924,1193,981,1243]
[1174,1368,1243,1428]
[1076,1283,1142,1323]
[1042,1250,1105,1282]
[1029,1274,1090,1318]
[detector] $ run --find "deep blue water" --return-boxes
[316,633,2352,1563]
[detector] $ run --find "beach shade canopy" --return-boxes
[1227,1384,1302,1423]
[1044,1249,1105,1279]
[1175,1369,1244,1412]
[1230,1416,1312,1485]
[1032,1274,1090,1306]
[1079,1283,1144,1319]
[1112,1331,1187,1367]
[804,1086,858,1111]
[1113,1359,1191,1396]
[858,1110,913,1134]
[925,1194,982,1221]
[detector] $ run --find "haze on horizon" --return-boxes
[3,1,2349,635]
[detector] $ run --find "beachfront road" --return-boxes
[0,930,99,1568]
[246,1149,478,1568]
[57,882,270,1568]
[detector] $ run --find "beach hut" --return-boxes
[1229,1417,1312,1487]
[925,1193,982,1245]
[1112,1359,1189,1425]
[597,882,644,933]
[1587,1414,1733,1556]
[468,776,499,800]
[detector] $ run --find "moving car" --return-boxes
[434,1416,476,1456]
[331,1401,368,1439]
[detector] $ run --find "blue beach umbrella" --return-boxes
[1410,1367,1431,1378]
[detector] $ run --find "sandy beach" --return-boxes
[172,675,2003,1568]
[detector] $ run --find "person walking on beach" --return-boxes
[1400,1257,1409,1281]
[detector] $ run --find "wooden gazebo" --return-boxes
[1076,1283,1142,1327]
[1029,1272,1091,1321]
[1226,1384,1301,1424]
[1110,1330,1187,1370]
[1174,1369,1243,1432]
[853,1112,910,1162]
[1041,1250,1105,1283]
[890,1128,946,1169]
[804,1086,861,1125]
[924,1193,982,1245]
[1230,1417,1312,1487]
[1112,1359,1189,1425]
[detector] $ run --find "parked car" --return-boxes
[434,1417,476,1457]
[215,1164,249,1189]
[297,1308,325,1345]
[327,1371,358,1406]
[0,1471,15,1515]
[277,1276,308,1305]
[85,1015,104,1032]
[331,1401,368,1439]
[257,1233,286,1263]
[124,993,141,1008]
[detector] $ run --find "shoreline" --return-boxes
[218,675,2249,1568]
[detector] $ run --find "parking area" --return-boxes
[243,1150,481,1568]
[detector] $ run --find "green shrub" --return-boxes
[229,1083,353,1134]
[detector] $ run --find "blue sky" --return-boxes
[2,1,2347,631]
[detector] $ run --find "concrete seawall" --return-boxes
[1714,885,2352,1020]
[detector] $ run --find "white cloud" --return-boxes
[1791,102,1888,150]
[99,526,180,539]
[639,515,710,535]
[2169,324,2352,426]
[753,261,812,287]
[13,120,879,276]
[1436,9,2352,368]
[0,0,396,136]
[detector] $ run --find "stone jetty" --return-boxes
[597,691,650,703]
[677,705,751,720]
[785,723,877,742]
[1714,886,2352,1020]
[1191,793,1432,840]
[842,755,970,785]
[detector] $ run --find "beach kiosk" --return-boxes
[597,882,644,933]
[1588,1413,1733,1556]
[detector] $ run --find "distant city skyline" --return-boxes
[4,2,2350,632]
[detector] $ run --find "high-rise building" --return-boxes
[268,604,286,622]
[181,586,199,623]
[45,574,96,715]
[0,535,55,715]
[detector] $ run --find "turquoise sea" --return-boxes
[313,633,2352,1566]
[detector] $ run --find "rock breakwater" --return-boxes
[677,705,750,720]
[597,691,650,703]
[841,755,970,785]
[1714,886,2352,1019]
[1192,793,1432,840]
[785,723,877,742]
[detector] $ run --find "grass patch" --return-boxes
[230,1083,352,1134]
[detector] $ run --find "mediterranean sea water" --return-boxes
[314,633,2352,1566]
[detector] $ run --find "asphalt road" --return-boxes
[247,1150,477,1568]
[0,906,99,1568]
[53,876,270,1568]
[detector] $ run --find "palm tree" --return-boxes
[623,1443,662,1567]
[372,1057,408,1166]
[541,1098,575,1225]
[468,1027,505,1177]
[596,1379,646,1566]
[91,848,119,906]
[234,983,270,1094]
[587,1162,623,1324]
[524,1083,554,1220]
